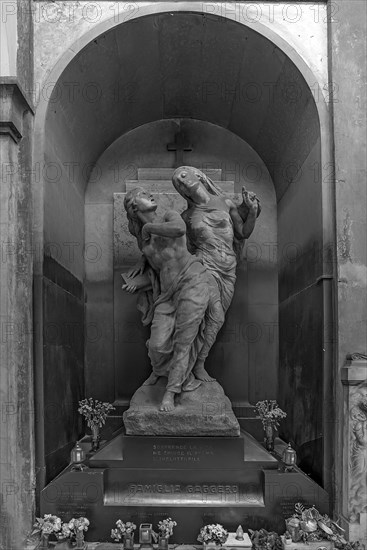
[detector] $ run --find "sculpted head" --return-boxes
[124,187,157,219]
[124,187,157,237]
[172,166,222,203]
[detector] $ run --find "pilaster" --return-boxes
[340,355,367,543]
[0,1,35,547]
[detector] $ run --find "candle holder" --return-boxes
[139,523,154,549]
[70,442,88,471]
[283,442,297,472]
[235,526,244,541]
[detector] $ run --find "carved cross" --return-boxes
[167,131,192,168]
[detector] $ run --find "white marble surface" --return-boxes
[223,532,252,548]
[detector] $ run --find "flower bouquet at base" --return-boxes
[154,518,177,550]
[249,529,283,550]
[78,398,115,451]
[255,400,287,452]
[198,524,229,549]
[111,520,137,549]
[32,515,63,549]
[56,517,90,549]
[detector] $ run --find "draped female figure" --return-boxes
[172,166,261,381]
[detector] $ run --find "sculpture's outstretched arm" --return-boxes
[142,210,186,240]
[226,185,260,240]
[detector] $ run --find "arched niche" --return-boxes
[33,9,333,493]
[85,118,277,410]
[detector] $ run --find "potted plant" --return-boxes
[32,514,62,549]
[60,517,90,549]
[111,520,137,549]
[197,524,229,549]
[285,502,348,546]
[248,529,283,550]
[284,516,301,542]
[155,518,177,550]
[78,398,115,451]
[283,531,292,545]
[255,400,287,452]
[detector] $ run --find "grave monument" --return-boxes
[40,159,329,543]
[122,166,260,434]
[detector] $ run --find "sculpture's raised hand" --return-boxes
[242,185,259,215]
[126,258,145,278]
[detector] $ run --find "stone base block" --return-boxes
[123,378,240,436]
[224,532,252,548]
[281,538,333,550]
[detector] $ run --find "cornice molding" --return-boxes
[0,79,34,143]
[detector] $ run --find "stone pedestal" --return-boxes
[223,532,252,549]
[41,429,331,543]
[123,378,240,436]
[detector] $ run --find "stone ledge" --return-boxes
[341,356,367,385]
[0,79,34,142]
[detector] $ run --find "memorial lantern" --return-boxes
[139,523,154,548]
[283,443,297,471]
[70,441,86,471]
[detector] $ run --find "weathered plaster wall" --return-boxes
[0,110,36,549]
[0,2,35,547]
[33,2,328,105]
[329,0,367,537]
[17,0,34,94]
[85,118,278,406]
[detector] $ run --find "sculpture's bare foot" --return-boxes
[143,373,159,386]
[159,390,175,412]
[193,364,216,382]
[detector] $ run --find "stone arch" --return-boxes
[32,6,334,496]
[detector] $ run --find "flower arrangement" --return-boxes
[249,529,283,550]
[156,517,177,538]
[31,515,90,549]
[57,517,90,549]
[197,524,229,546]
[78,398,115,429]
[286,503,348,545]
[63,517,90,538]
[32,514,62,538]
[255,400,287,430]
[111,520,137,541]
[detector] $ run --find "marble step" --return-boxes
[126,180,235,193]
[89,431,278,470]
[137,168,222,180]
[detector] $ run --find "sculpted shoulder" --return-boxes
[164,209,183,222]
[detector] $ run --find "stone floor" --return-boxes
[26,539,251,549]
[25,544,204,550]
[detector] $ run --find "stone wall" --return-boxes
[330,0,367,541]
[0,2,35,547]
